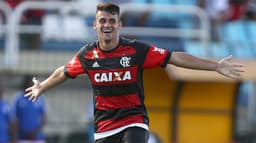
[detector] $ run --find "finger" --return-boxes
[32,97,37,102]
[32,77,39,86]
[232,69,245,73]
[233,64,244,68]
[223,70,241,79]
[225,55,233,61]
[32,77,36,82]
[28,95,37,102]
[231,72,241,77]
[24,92,31,97]
[25,86,33,92]
[232,65,244,70]
[229,70,242,79]
[28,95,34,101]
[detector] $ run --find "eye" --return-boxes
[99,18,106,24]
[109,19,116,24]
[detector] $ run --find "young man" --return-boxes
[25,3,244,143]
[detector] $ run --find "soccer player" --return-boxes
[25,2,244,143]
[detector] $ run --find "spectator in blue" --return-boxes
[85,99,94,143]
[0,81,16,143]
[12,75,47,143]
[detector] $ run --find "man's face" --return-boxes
[94,11,121,42]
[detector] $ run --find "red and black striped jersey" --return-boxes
[64,37,171,133]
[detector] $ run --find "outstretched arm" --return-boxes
[168,52,244,79]
[25,66,68,102]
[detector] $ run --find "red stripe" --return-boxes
[143,45,168,68]
[65,55,85,77]
[97,114,144,132]
[103,46,136,58]
[85,46,136,59]
[96,94,141,110]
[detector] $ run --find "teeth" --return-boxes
[103,30,111,32]
[103,29,112,32]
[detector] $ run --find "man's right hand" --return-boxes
[24,77,42,102]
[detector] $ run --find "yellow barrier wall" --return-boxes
[177,82,237,143]
[144,68,175,143]
[143,68,238,143]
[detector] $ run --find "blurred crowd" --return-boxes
[0,75,47,143]
[1,1,255,143]
[0,0,256,50]
[197,0,256,41]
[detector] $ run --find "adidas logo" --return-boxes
[92,61,100,68]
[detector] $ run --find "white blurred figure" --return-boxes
[100,0,132,4]
[148,132,162,143]
[42,1,90,42]
[197,0,229,41]
[74,0,100,16]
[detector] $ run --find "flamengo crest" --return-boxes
[120,56,131,67]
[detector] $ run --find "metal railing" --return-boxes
[120,3,209,42]
[5,1,79,70]
[0,1,12,70]
[4,1,210,73]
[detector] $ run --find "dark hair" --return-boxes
[0,81,3,96]
[23,75,34,89]
[229,0,247,5]
[96,3,120,16]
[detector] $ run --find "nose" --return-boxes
[103,21,111,27]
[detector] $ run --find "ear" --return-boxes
[119,20,123,27]
[118,20,123,29]
[93,21,96,29]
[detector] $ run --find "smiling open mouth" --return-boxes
[103,28,113,34]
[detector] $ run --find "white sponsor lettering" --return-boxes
[94,71,132,82]
[153,47,165,54]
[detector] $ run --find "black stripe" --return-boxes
[93,82,138,96]
[161,51,172,68]
[77,45,93,72]
[64,66,75,78]
[232,82,241,141]
[133,40,150,67]
[94,106,148,122]
[86,54,137,70]
[172,81,184,143]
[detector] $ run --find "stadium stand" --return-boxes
[137,17,185,52]
[174,0,197,5]
[1,1,256,143]
[221,20,256,59]
[0,1,11,50]
[247,21,256,41]
[222,20,248,42]
[0,39,5,50]
[210,41,231,58]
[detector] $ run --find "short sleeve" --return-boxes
[143,45,171,68]
[65,54,85,78]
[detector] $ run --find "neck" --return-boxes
[99,37,119,51]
